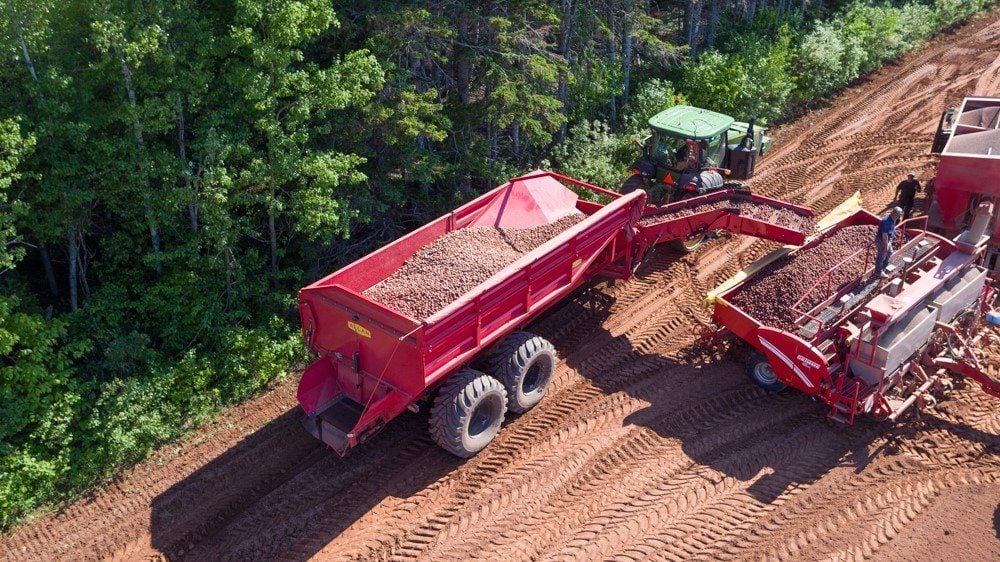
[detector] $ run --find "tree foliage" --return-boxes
[0,0,992,527]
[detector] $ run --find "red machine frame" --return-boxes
[929,96,1000,275]
[297,170,815,455]
[710,209,999,423]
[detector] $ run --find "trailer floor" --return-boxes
[4,10,1000,562]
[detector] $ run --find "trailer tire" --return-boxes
[430,369,508,458]
[746,353,787,392]
[488,332,557,413]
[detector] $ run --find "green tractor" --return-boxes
[622,105,773,210]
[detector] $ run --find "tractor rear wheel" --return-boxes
[746,353,787,392]
[488,332,557,413]
[723,180,749,193]
[430,369,508,458]
[620,174,645,195]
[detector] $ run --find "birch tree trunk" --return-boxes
[67,228,78,311]
[621,1,634,110]
[178,99,197,231]
[16,20,38,81]
[119,56,163,273]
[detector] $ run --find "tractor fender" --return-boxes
[679,170,725,194]
[755,327,829,396]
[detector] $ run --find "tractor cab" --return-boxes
[648,106,732,171]
[623,105,773,205]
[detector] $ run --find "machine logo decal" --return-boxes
[572,258,583,268]
[348,321,372,338]
[796,354,821,369]
[758,336,815,388]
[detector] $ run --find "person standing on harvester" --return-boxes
[876,207,902,278]
[894,170,921,220]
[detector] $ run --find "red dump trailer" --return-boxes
[709,207,1000,424]
[297,170,814,456]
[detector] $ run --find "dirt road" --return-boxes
[4,11,1000,562]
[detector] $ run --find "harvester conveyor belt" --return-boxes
[796,237,942,340]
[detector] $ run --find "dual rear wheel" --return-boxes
[429,332,556,457]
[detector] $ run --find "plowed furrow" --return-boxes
[809,469,997,561]
[421,389,802,560]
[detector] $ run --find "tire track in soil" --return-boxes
[415,386,806,561]
[3,10,1000,562]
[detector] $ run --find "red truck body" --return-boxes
[297,172,646,453]
[297,170,814,455]
[930,96,1000,272]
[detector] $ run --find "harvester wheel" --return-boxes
[488,332,557,413]
[671,232,707,253]
[430,369,508,458]
[746,353,787,392]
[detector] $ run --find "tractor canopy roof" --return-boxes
[648,105,734,140]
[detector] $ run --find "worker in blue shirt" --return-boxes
[875,207,902,278]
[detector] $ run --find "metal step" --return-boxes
[831,400,853,414]
[827,411,851,424]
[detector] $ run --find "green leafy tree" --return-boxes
[225,0,383,283]
[0,119,33,275]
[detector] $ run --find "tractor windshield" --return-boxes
[650,133,689,168]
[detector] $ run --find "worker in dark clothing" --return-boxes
[875,207,902,278]
[923,176,935,212]
[894,170,921,220]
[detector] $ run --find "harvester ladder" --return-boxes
[828,373,861,425]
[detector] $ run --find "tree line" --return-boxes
[0,0,993,527]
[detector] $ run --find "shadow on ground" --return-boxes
[148,250,997,560]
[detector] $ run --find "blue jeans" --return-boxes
[875,239,892,274]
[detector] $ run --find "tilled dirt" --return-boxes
[364,213,584,319]
[639,198,815,233]
[3,10,1000,562]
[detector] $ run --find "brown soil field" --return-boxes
[3,10,1000,562]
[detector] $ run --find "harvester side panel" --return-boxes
[756,327,828,395]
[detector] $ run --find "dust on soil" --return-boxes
[3,9,1000,562]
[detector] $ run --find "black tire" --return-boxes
[429,369,508,458]
[620,174,645,195]
[488,332,557,413]
[723,180,749,193]
[746,353,787,392]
